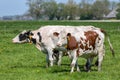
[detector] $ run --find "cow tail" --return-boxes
[107,36,115,57]
[101,29,115,57]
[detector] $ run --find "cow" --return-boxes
[12,25,102,68]
[12,25,71,67]
[56,27,114,73]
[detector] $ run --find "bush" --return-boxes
[80,13,94,20]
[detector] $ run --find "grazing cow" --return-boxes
[56,27,114,73]
[12,25,101,68]
[12,25,69,67]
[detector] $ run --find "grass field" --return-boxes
[0,21,120,80]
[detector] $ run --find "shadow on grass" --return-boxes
[51,63,98,73]
[10,63,98,73]
[51,64,85,73]
[10,64,46,69]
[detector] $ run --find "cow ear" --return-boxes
[67,33,71,37]
[26,30,31,34]
[27,30,31,33]
[26,30,33,35]
[53,32,59,36]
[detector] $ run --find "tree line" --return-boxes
[27,0,120,20]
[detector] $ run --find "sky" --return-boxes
[0,0,28,17]
[0,0,119,17]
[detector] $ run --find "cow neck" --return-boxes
[29,35,33,44]
[28,35,36,44]
[67,36,78,50]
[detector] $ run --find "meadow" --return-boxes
[0,20,120,80]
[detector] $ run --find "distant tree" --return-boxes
[80,12,94,20]
[79,0,93,20]
[27,0,44,20]
[26,0,117,20]
[42,0,57,20]
[116,3,120,19]
[92,0,110,19]
[56,3,65,20]
[64,0,78,20]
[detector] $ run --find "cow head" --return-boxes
[56,30,68,47]
[56,31,78,51]
[12,30,33,43]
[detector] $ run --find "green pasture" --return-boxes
[0,21,120,80]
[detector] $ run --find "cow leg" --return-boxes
[75,60,80,72]
[98,45,104,71]
[85,58,93,72]
[52,49,59,65]
[46,53,53,67]
[70,50,78,73]
[57,51,63,66]
[68,51,72,59]
[49,56,54,67]
[98,55,103,71]
[85,59,91,72]
[47,49,54,67]
[71,58,77,73]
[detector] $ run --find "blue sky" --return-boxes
[0,0,119,17]
[0,0,28,17]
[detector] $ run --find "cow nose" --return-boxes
[12,40,17,43]
[12,39,18,43]
[12,39,15,43]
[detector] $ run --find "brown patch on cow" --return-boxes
[67,33,78,50]
[82,31,98,50]
[78,31,98,51]
[53,32,59,37]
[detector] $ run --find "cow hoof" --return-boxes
[57,64,61,66]
[77,69,80,72]
[70,71,74,73]
[98,69,101,72]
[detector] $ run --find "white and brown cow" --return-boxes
[56,27,114,73]
[12,25,105,68]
